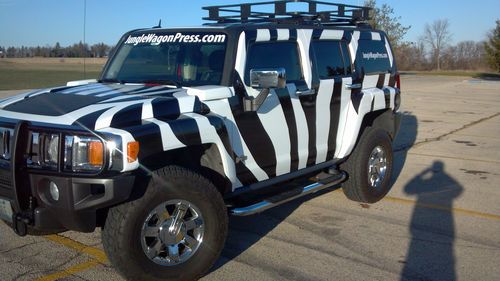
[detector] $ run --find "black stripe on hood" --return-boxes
[4,93,108,116]
[110,103,144,128]
[72,108,109,129]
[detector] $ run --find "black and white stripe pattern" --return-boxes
[0,26,399,191]
[227,27,398,185]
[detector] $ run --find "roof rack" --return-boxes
[203,0,372,26]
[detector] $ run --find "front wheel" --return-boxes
[340,127,394,203]
[102,166,228,281]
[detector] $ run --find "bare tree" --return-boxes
[394,40,431,71]
[455,41,485,70]
[423,19,452,70]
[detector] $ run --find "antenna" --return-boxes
[153,19,162,28]
[83,0,87,79]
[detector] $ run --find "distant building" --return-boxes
[0,51,4,58]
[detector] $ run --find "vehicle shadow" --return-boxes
[210,188,328,274]
[392,111,418,184]
[400,161,463,281]
[210,112,420,275]
[473,73,500,81]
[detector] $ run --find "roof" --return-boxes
[203,0,372,27]
[126,1,375,36]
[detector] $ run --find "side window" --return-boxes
[245,42,303,84]
[312,40,352,79]
[356,39,391,74]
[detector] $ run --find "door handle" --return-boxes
[345,83,362,90]
[296,89,316,97]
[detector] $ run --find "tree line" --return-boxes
[0,42,113,58]
[366,0,499,72]
[1,1,499,73]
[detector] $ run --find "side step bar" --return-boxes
[229,171,347,216]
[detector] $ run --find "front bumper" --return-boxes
[0,173,135,234]
[0,120,136,235]
[29,174,134,232]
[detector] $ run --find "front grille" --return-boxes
[0,127,14,192]
[0,128,14,160]
[0,160,13,200]
[0,172,10,185]
[0,171,11,188]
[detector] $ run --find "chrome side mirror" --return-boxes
[250,68,286,89]
[244,68,286,112]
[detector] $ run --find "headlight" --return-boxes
[27,131,105,173]
[65,135,104,172]
[28,133,59,170]
[46,135,59,164]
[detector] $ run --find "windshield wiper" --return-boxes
[98,78,126,84]
[140,79,181,88]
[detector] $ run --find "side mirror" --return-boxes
[244,68,286,112]
[250,68,286,89]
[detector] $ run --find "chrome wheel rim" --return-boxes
[141,199,204,266]
[368,146,387,189]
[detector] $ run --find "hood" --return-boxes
[0,83,207,130]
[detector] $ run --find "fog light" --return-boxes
[49,181,59,201]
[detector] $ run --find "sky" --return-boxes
[0,0,499,47]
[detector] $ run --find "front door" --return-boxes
[228,30,315,185]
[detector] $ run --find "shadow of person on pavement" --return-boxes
[400,161,463,281]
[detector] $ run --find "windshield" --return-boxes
[102,32,227,86]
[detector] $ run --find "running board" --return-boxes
[229,171,347,216]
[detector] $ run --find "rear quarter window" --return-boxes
[356,39,391,74]
[312,40,352,79]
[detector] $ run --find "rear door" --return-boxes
[310,39,353,163]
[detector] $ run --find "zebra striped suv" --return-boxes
[0,1,401,280]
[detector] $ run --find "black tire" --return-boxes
[102,166,228,281]
[340,127,394,203]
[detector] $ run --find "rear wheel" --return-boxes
[102,166,227,281]
[340,127,394,203]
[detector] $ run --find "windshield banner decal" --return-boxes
[124,33,226,46]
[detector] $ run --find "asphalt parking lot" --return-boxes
[0,75,499,281]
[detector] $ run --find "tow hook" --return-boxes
[12,197,35,237]
[12,213,30,236]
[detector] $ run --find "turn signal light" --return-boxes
[395,73,401,90]
[127,141,140,163]
[88,141,104,166]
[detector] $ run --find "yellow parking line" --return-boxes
[34,259,99,281]
[331,189,500,220]
[384,196,500,220]
[35,194,499,280]
[35,235,109,281]
[44,234,108,264]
